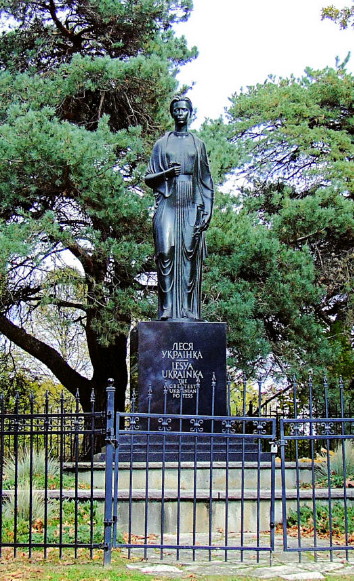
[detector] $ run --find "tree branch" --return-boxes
[48,299,86,311]
[0,314,92,398]
[48,0,74,40]
[66,241,94,274]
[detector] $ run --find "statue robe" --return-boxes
[146,131,214,320]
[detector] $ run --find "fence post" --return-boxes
[103,379,116,566]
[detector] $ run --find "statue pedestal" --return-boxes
[136,321,227,425]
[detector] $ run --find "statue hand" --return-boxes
[194,209,210,235]
[165,162,181,178]
[200,213,211,231]
[194,222,205,236]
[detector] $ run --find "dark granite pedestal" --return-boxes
[137,321,227,419]
[122,320,267,462]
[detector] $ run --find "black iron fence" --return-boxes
[0,389,105,558]
[0,389,105,461]
[230,375,354,452]
[280,418,354,559]
[0,375,353,564]
[239,375,353,415]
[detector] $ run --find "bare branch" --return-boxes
[0,314,92,398]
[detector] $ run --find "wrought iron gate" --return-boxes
[103,383,277,564]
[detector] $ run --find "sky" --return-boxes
[175,0,354,126]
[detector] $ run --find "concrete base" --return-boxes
[73,460,314,490]
[66,461,354,535]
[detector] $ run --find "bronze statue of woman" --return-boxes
[145,96,214,321]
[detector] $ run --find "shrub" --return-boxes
[2,448,58,524]
[287,502,354,536]
[3,448,60,486]
[315,440,354,487]
[2,486,54,522]
[1,499,104,545]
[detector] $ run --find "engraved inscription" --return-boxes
[161,342,203,398]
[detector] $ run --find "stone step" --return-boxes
[95,433,271,462]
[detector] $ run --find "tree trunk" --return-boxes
[90,333,128,414]
[0,314,128,414]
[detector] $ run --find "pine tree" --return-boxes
[0,0,195,411]
[322,2,354,29]
[200,65,354,379]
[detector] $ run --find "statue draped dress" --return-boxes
[147,131,214,320]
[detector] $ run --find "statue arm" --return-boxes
[145,165,180,189]
[145,136,181,190]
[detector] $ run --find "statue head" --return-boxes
[169,95,193,117]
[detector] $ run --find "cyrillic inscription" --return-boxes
[161,342,203,398]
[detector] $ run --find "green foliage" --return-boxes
[2,0,353,396]
[228,379,259,415]
[2,447,92,490]
[201,189,334,376]
[322,3,354,29]
[287,502,354,535]
[0,362,39,402]
[1,499,104,545]
[0,0,195,73]
[315,441,354,487]
[2,448,104,545]
[2,487,55,523]
[0,349,77,413]
[201,65,354,378]
[0,0,196,408]
[3,448,60,484]
[2,450,58,522]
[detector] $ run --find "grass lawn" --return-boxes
[0,550,353,581]
[2,550,159,581]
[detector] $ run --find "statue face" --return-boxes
[171,100,190,126]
